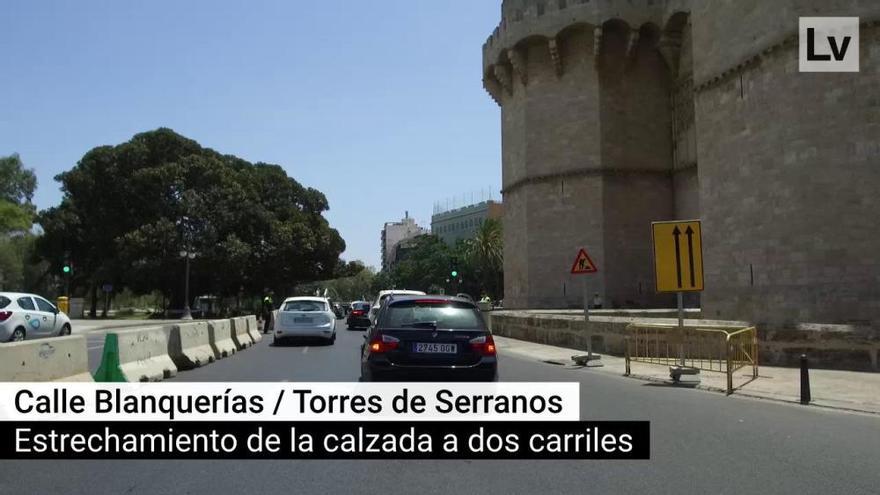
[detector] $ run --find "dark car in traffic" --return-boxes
[360,295,497,381]
[346,301,371,330]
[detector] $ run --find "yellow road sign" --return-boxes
[652,220,703,292]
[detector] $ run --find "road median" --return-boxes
[0,335,93,382]
[94,326,178,382]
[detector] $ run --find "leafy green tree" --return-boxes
[463,218,504,299]
[0,154,44,293]
[0,154,37,234]
[371,222,504,300]
[373,235,455,293]
[297,263,376,302]
[36,128,347,315]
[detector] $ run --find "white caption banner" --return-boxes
[0,382,579,422]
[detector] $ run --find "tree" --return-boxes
[0,154,42,292]
[374,235,454,293]
[463,218,504,299]
[0,154,37,234]
[297,263,376,302]
[36,128,347,315]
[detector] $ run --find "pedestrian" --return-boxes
[262,291,275,333]
[592,293,603,309]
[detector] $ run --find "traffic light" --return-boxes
[451,270,458,278]
[62,265,71,274]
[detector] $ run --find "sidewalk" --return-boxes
[495,335,880,415]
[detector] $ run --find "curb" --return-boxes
[620,371,880,416]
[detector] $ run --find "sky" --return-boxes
[0,0,502,269]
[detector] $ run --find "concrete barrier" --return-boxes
[168,321,216,370]
[247,314,263,343]
[208,319,236,359]
[230,317,253,350]
[0,335,93,382]
[94,326,177,382]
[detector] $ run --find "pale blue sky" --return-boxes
[0,0,502,269]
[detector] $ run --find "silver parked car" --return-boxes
[0,292,72,342]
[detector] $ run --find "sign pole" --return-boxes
[582,276,592,357]
[677,291,685,368]
[651,220,704,380]
[570,248,601,367]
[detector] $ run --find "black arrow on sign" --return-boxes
[672,226,682,288]
[685,226,696,287]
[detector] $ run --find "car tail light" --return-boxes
[351,310,364,316]
[369,333,399,353]
[0,311,11,322]
[469,335,496,356]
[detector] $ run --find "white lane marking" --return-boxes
[87,345,104,350]
[301,347,309,354]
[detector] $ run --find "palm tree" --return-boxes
[465,218,503,299]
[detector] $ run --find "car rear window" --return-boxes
[353,302,371,310]
[283,300,326,312]
[383,300,483,330]
[0,296,10,309]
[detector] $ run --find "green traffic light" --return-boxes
[62,265,71,274]
[451,270,458,278]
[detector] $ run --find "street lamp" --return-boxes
[180,249,198,320]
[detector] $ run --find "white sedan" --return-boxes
[0,292,72,342]
[274,297,337,345]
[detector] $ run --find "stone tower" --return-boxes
[483,0,880,328]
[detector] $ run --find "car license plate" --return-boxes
[294,317,313,324]
[413,343,457,354]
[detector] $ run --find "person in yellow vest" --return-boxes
[262,292,275,333]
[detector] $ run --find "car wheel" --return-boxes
[59,324,71,336]
[329,334,336,345]
[9,327,26,342]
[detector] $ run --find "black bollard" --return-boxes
[800,354,811,404]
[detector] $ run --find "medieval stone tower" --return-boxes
[483,0,880,328]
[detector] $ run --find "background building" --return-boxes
[389,235,425,268]
[432,200,503,246]
[380,212,427,271]
[482,0,880,327]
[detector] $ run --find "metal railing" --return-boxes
[624,323,758,395]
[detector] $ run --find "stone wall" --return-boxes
[489,312,880,371]
[694,19,880,327]
[484,0,880,330]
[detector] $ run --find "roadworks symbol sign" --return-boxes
[570,248,598,274]
[652,220,703,292]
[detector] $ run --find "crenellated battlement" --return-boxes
[482,0,692,104]
[482,0,686,54]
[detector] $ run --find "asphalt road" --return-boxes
[2,319,878,495]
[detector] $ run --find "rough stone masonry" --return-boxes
[482,0,880,330]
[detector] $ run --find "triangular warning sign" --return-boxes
[570,248,598,274]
